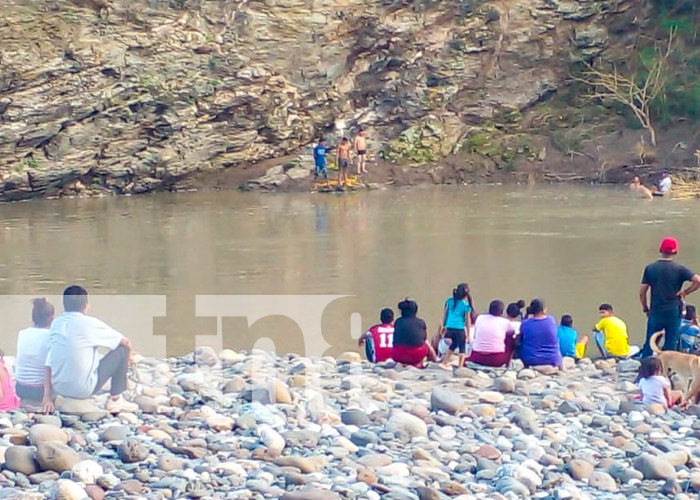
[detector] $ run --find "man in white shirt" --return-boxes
[43,286,137,413]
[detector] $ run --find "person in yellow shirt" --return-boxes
[593,304,640,359]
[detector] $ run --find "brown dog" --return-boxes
[650,331,700,396]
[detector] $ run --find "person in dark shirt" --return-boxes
[639,237,700,357]
[391,298,438,367]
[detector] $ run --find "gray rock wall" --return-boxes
[0,0,644,199]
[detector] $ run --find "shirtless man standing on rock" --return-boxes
[337,137,351,187]
[354,129,368,175]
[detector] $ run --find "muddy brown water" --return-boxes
[0,185,698,358]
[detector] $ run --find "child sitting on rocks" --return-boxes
[557,314,589,360]
[637,357,683,410]
[0,349,20,411]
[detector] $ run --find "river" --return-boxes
[0,185,698,358]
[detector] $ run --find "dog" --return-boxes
[650,331,700,397]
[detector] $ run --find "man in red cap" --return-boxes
[639,237,700,357]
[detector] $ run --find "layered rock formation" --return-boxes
[0,0,644,199]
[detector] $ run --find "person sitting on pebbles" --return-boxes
[592,303,639,359]
[15,298,55,404]
[467,300,516,368]
[557,314,588,360]
[42,285,137,414]
[636,356,684,410]
[358,307,395,363]
[519,299,562,369]
[391,298,439,368]
[0,348,20,412]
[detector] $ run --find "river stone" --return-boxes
[567,459,594,480]
[415,487,442,500]
[351,430,379,447]
[589,471,618,492]
[28,470,59,484]
[283,430,320,448]
[496,477,530,497]
[34,415,62,428]
[618,359,641,372]
[478,391,504,404]
[158,455,186,472]
[55,398,100,415]
[53,479,87,500]
[341,409,370,426]
[223,376,246,394]
[474,444,501,460]
[206,414,234,431]
[494,378,515,393]
[430,387,464,415]
[36,442,80,472]
[337,352,362,364]
[29,424,69,445]
[117,440,149,463]
[281,491,341,500]
[259,425,285,455]
[558,401,578,414]
[72,460,103,484]
[356,467,377,485]
[219,349,245,365]
[386,411,427,438]
[100,426,128,443]
[664,450,689,467]
[85,485,105,500]
[134,396,159,414]
[269,379,293,404]
[5,446,39,475]
[274,456,327,473]
[633,453,677,480]
[357,453,393,468]
[194,346,218,366]
[120,479,144,494]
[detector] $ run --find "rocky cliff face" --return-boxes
[0,0,644,199]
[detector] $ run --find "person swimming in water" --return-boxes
[630,176,653,200]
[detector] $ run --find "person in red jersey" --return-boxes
[358,308,395,362]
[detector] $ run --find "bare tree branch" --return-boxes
[572,30,676,147]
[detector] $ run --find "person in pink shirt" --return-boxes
[0,349,20,412]
[467,300,516,367]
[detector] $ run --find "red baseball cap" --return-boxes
[660,237,679,255]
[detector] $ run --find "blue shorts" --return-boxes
[314,163,327,178]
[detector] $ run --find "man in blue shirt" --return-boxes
[313,138,329,183]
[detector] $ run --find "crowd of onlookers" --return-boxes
[360,291,642,371]
[360,237,700,412]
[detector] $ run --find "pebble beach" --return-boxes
[1,347,699,500]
